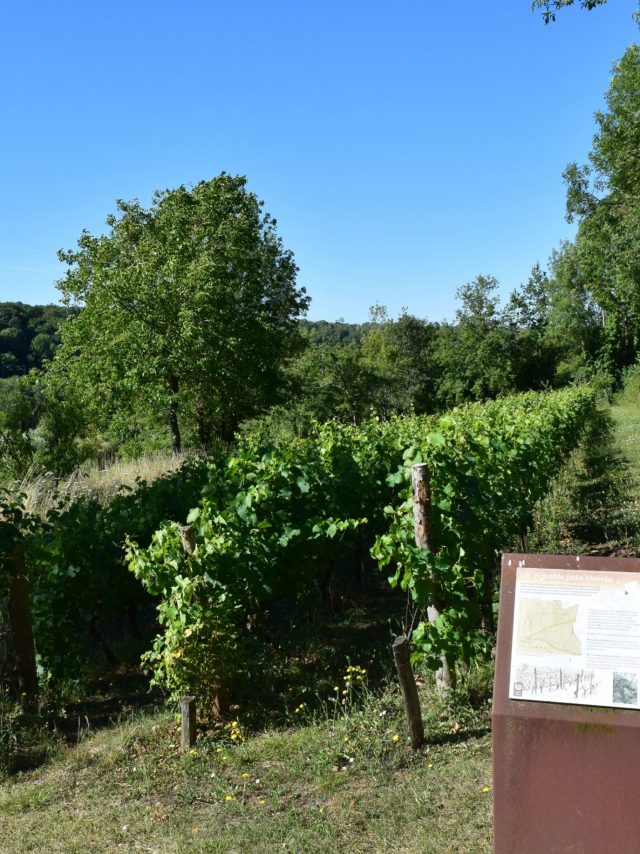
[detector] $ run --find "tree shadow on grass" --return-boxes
[237,572,408,731]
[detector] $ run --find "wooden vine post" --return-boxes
[180,695,196,752]
[393,635,424,749]
[411,463,454,690]
[177,523,227,720]
[178,524,196,556]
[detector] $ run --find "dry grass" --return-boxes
[19,453,182,517]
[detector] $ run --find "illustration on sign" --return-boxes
[509,566,640,709]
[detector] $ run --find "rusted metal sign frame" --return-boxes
[493,552,640,854]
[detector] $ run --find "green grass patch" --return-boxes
[531,403,640,557]
[0,668,493,852]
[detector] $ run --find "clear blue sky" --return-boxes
[0,0,638,323]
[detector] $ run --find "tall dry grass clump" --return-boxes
[20,452,182,517]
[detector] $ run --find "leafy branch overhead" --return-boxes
[531,0,609,24]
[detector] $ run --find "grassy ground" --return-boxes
[610,387,640,484]
[0,674,493,853]
[531,394,640,557]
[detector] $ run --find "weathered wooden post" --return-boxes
[177,524,227,720]
[393,635,424,749]
[177,527,199,744]
[180,695,196,752]
[411,463,453,690]
[179,524,196,556]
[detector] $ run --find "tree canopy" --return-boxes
[563,43,640,370]
[49,174,310,453]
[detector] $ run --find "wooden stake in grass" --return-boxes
[411,463,454,690]
[181,695,196,752]
[393,635,424,749]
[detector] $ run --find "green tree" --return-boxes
[504,263,559,389]
[49,175,309,453]
[545,242,603,382]
[563,43,640,372]
[361,307,440,414]
[433,275,518,406]
[505,263,550,332]
[287,339,384,424]
[287,307,440,424]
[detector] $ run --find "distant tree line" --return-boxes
[280,258,603,431]
[0,37,639,476]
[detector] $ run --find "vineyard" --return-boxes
[1,385,595,728]
[3,5,639,848]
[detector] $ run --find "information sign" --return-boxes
[493,553,640,854]
[509,564,640,709]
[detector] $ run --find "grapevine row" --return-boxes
[127,386,595,708]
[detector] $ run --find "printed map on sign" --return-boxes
[509,565,640,709]
[517,599,581,656]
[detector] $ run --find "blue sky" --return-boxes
[0,0,638,322]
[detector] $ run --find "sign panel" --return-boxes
[509,564,640,709]
[494,554,640,854]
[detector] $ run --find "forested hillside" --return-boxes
[0,303,76,377]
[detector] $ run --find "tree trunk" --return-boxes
[88,616,119,666]
[7,542,38,705]
[196,402,213,454]
[168,375,182,457]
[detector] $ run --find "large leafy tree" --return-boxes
[433,275,519,406]
[49,175,309,453]
[361,308,440,415]
[563,43,640,372]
